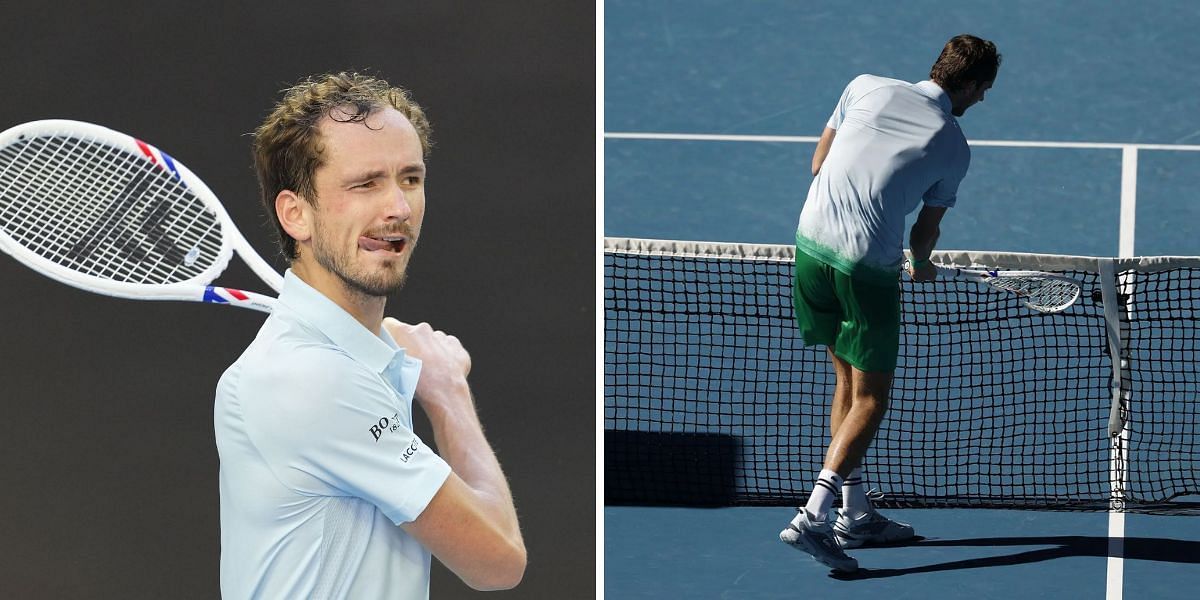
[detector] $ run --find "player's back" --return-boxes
[824,75,964,199]
[797,75,970,278]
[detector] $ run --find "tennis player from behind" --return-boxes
[214,73,525,597]
[780,35,1001,572]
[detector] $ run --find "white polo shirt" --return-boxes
[796,75,970,283]
[214,270,452,599]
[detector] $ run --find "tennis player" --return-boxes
[779,35,1001,572]
[214,73,525,597]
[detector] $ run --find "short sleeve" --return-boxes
[922,179,959,208]
[826,79,856,130]
[241,345,451,525]
[826,75,873,130]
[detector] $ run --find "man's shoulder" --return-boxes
[846,74,910,93]
[225,317,364,396]
[218,321,391,441]
[838,75,921,115]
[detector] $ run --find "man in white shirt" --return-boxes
[215,72,525,598]
[779,35,1000,572]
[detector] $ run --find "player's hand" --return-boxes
[383,317,472,409]
[907,260,938,282]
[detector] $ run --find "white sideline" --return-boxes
[1107,510,1126,600]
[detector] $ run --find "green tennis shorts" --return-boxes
[792,250,900,372]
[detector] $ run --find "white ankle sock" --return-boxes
[842,467,871,520]
[795,469,842,524]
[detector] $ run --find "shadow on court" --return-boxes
[829,536,1200,580]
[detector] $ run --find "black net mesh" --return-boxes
[604,241,1200,512]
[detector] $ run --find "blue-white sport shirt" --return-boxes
[796,75,970,283]
[214,270,452,600]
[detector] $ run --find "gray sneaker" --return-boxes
[833,509,916,548]
[779,510,859,572]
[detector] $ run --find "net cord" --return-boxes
[604,236,1200,272]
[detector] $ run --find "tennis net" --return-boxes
[604,237,1200,511]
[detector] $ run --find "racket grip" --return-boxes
[201,286,276,313]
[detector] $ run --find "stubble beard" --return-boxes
[311,220,415,300]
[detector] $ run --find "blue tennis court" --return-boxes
[603,1,1200,597]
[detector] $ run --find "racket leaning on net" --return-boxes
[908,261,1082,313]
[0,119,281,313]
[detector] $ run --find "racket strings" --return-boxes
[986,275,1080,312]
[0,134,226,285]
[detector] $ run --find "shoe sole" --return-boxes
[834,530,916,549]
[782,529,858,572]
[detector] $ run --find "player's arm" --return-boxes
[386,319,526,591]
[908,205,947,282]
[811,126,836,175]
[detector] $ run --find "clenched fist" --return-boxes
[907,260,938,282]
[383,317,472,410]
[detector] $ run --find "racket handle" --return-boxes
[201,286,276,313]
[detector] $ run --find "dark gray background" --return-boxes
[0,2,594,598]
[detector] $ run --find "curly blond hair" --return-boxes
[253,72,432,260]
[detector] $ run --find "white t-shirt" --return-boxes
[796,75,970,283]
[215,270,452,599]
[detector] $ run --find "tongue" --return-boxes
[359,237,392,252]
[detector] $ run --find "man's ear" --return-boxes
[276,190,312,244]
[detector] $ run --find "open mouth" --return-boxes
[359,235,407,255]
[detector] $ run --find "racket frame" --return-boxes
[932,265,1083,313]
[0,120,281,312]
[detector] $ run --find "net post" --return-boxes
[1098,259,1131,511]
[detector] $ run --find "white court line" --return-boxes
[604,131,1200,151]
[1107,508,1126,599]
[1119,147,1138,258]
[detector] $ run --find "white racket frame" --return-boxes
[0,120,281,313]
[932,265,1083,313]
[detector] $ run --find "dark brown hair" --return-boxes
[253,72,432,260]
[929,35,1002,93]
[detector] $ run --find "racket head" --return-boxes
[0,119,242,301]
[978,273,1082,313]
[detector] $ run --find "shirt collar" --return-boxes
[915,80,953,115]
[276,269,408,374]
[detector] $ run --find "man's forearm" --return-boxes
[423,387,521,539]
[909,222,940,261]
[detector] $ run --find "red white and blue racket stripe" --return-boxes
[135,138,183,181]
[203,286,249,304]
[199,284,276,311]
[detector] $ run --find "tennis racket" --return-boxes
[0,119,281,313]
[909,261,1082,313]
